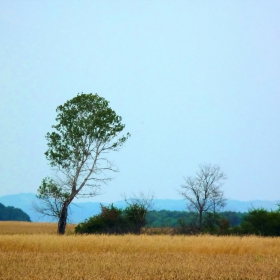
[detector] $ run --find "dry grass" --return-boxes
[0,221,76,235]
[141,227,180,235]
[0,222,280,279]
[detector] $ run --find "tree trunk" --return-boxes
[57,202,68,235]
[198,210,203,232]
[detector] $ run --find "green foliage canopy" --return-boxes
[45,93,129,170]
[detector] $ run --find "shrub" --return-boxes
[239,208,280,236]
[226,208,280,236]
[75,203,147,234]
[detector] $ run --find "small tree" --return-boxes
[36,93,130,234]
[122,192,154,234]
[179,164,227,232]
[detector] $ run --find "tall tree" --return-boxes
[36,93,130,234]
[179,164,227,232]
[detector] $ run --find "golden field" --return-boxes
[0,221,76,235]
[0,222,280,279]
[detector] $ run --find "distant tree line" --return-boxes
[0,203,31,222]
[145,210,245,228]
[75,206,280,237]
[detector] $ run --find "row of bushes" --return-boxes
[196,208,280,236]
[75,204,280,236]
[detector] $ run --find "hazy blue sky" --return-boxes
[1,1,279,202]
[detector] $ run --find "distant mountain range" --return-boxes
[0,193,279,224]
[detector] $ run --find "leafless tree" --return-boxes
[122,191,154,211]
[179,164,227,232]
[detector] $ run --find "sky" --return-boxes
[0,0,280,203]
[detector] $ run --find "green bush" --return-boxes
[226,208,280,236]
[75,203,147,234]
[239,208,280,236]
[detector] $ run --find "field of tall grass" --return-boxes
[0,222,279,279]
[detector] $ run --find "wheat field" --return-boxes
[0,222,279,279]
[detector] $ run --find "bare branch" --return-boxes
[122,191,155,211]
